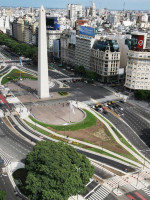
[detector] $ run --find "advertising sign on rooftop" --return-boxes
[136,35,144,49]
[80,26,95,37]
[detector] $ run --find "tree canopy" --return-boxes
[0,32,38,64]
[0,190,6,200]
[75,65,98,80]
[134,90,150,101]
[25,141,94,200]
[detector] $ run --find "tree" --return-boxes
[0,32,38,61]
[0,190,6,200]
[86,71,98,81]
[75,66,86,77]
[25,141,94,200]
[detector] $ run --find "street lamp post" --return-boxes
[117,182,120,193]
[136,171,140,187]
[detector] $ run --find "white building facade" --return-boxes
[67,4,82,20]
[90,40,120,83]
[125,50,150,90]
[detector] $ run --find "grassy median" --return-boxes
[29,109,97,131]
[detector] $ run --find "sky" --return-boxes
[0,0,150,10]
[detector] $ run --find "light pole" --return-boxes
[136,171,140,187]
[117,181,120,193]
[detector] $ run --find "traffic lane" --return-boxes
[0,119,33,151]
[105,194,118,200]
[0,119,33,161]
[101,112,149,156]
[50,82,112,100]
[77,149,135,172]
[0,66,10,74]
[48,70,68,79]
[0,175,22,200]
[126,190,150,200]
[109,102,150,140]
[121,110,150,147]
[94,166,114,179]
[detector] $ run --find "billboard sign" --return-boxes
[46,17,60,30]
[53,40,60,58]
[137,35,144,49]
[80,26,95,37]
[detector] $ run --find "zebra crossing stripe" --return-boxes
[142,188,150,196]
[87,186,110,200]
[0,149,11,167]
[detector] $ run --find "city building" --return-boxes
[11,18,24,42]
[85,2,96,17]
[67,4,82,20]
[125,49,150,90]
[90,39,120,83]
[75,26,98,69]
[60,30,76,65]
[125,32,150,90]
[46,17,62,52]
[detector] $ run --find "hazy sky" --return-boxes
[0,0,149,10]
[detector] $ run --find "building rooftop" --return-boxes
[92,39,119,52]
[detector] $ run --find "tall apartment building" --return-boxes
[125,50,150,90]
[24,23,32,45]
[75,35,96,69]
[47,30,62,52]
[12,18,24,42]
[67,4,82,20]
[60,30,76,65]
[125,32,150,90]
[85,3,96,17]
[90,39,120,83]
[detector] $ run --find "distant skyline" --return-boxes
[0,0,150,10]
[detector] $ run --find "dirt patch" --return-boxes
[48,120,129,155]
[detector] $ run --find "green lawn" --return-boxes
[1,69,37,84]
[29,109,97,131]
[58,91,69,96]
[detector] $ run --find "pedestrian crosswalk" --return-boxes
[0,149,11,167]
[142,187,150,196]
[105,176,128,189]
[87,185,110,200]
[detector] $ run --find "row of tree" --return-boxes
[0,33,38,64]
[134,90,150,101]
[75,65,98,81]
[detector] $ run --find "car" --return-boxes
[104,103,108,107]
[98,108,103,112]
[119,107,124,111]
[102,107,107,111]
[119,100,125,103]
[39,135,44,139]
[103,110,108,114]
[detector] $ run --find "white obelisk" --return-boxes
[38,5,49,98]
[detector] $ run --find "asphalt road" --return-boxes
[77,149,135,173]
[0,118,33,199]
[9,116,135,173]
[100,101,150,160]
[0,174,22,200]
